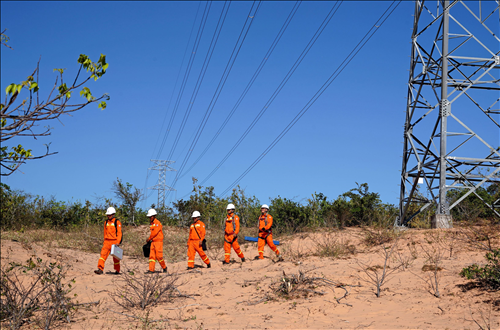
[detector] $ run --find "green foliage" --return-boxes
[1,32,110,176]
[2,179,493,233]
[448,184,499,221]
[1,257,75,329]
[172,179,261,229]
[0,185,116,230]
[460,249,500,290]
[269,196,310,234]
[342,182,382,226]
[111,178,142,225]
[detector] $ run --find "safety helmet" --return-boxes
[226,203,235,210]
[147,209,157,217]
[261,204,269,209]
[192,211,201,218]
[106,207,116,215]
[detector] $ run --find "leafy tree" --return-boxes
[270,196,310,234]
[460,249,500,290]
[448,185,498,221]
[229,185,261,227]
[330,194,352,228]
[1,30,110,176]
[111,178,142,225]
[343,182,382,226]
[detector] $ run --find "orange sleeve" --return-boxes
[199,221,206,240]
[235,215,240,235]
[265,215,273,230]
[149,220,161,241]
[116,220,122,243]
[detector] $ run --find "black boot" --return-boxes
[207,263,211,268]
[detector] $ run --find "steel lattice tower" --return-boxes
[397,0,500,227]
[148,160,176,209]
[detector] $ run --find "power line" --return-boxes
[151,1,203,160]
[199,0,343,187]
[166,1,263,199]
[164,1,232,163]
[179,0,302,179]
[155,1,213,160]
[140,2,203,210]
[219,0,402,197]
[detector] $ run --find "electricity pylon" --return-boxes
[148,160,176,210]
[397,0,500,227]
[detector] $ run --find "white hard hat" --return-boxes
[106,207,116,215]
[192,211,201,218]
[261,204,269,209]
[227,203,235,210]
[147,209,157,217]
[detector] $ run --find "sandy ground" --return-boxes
[1,227,499,330]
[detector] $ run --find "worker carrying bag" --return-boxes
[142,241,151,258]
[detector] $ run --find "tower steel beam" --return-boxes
[148,160,176,209]
[397,0,500,227]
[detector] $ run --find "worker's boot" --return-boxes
[94,269,103,275]
[207,263,211,268]
[241,257,246,262]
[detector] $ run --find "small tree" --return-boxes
[1,30,109,176]
[111,178,142,225]
[343,182,382,226]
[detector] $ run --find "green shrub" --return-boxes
[460,249,500,290]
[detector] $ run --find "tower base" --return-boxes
[431,214,453,229]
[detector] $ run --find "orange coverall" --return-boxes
[257,213,279,259]
[97,218,122,272]
[224,214,245,263]
[187,220,210,269]
[148,218,167,272]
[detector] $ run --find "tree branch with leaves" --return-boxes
[0,29,110,176]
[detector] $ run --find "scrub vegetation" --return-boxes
[1,180,499,328]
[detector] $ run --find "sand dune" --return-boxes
[1,227,499,329]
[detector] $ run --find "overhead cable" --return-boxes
[180,0,302,179]
[219,0,402,197]
[155,1,213,160]
[164,1,232,163]
[166,1,263,199]
[140,2,203,209]
[199,0,343,186]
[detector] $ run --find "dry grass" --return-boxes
[0,225,260,264]
[313,230,356,258]
[360,227,399,247]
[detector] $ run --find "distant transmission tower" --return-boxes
[148,160,176,209]
[398,0,500,227]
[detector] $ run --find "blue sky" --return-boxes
[3,1,489,210]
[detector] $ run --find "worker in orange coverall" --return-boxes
[187,211,211,270]
[256,204,280,260]
[94,207,122,275]
[223,203,245,265]
[145,208,168,274]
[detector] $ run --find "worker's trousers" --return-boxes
[98,239,120,272]
[187,239,210,268]
[149,241,167,272]
[257,234,279,259]
[224,234,244,263]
